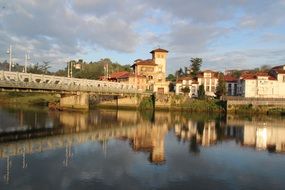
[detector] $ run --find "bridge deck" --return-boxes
[0,71,142,94]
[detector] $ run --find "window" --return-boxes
[206,86,210,92]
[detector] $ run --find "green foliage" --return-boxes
[190,58,202,78]
[0,92,58,106]
[70,58,130,80]
[181,86,190,94]
[181,99,224,112]
[22,58,130,79]
[267,108,285,116]
[139,96,154,110]
[198,84,205,99]
[166,74,176,82]
[175,68,184,77]
[168,82,175,92]
[215,73,226,99]
[27,62,52,74]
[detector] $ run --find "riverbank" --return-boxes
[0,92,285,116]
[0,92,59,106]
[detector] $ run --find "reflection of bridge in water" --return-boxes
[0,110,169,184]
[1,108,285,184]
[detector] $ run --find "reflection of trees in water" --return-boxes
[140,110,155,123]
[0,106,60,130]
[189,136,200,154]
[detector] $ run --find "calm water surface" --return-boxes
[0,105,285,190]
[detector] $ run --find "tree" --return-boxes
[215,73,226,99]
[197,84,205,99]
[260,64,271,72]
[168,82,175,92]
[27,63,42,74]
[190,58,202,78]
[175,68,184,78]
[181,86,190,95]
[166,74,176,82]
[40,61,51,74]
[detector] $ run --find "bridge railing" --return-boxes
[0,71,140,94]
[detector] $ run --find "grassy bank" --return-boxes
[228,104,285,116]
[0,92,59,106]
[180,98,225,112]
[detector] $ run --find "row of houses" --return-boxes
[102,47,285,98]
[176,65,285,98]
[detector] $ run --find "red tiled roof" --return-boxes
[150,48,168,54]
[256,72,269,76]
[176,76,198,84]
[240,73,256,80]
[197,71,219,78]
[274,69,285,74]
[271,65,285,70]
[203,70,215,73]
[132,59,156,66]
[176,76,193,83]
[224,75,238,82]
[177,76,192,80]
[134,59,142,62]
[241,73,277,81]
[109,71,130,79]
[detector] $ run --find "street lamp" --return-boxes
[6,45,12,71]
[24,50,30,73]
[67,60,80,78]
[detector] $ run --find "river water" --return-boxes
[0,105,285,190]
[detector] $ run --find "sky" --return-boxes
[0,0,285,74]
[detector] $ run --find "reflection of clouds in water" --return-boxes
[1,107,285,189]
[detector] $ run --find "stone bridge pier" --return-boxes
[60,93,89,110]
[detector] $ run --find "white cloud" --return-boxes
[0,0,284,72]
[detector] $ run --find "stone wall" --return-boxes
[227,98,285,113]
[93,95,142,109]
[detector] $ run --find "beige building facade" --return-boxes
[176,70,219,97]
[238,65,285,98]
[132,48,169,94]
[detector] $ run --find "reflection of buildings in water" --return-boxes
[174,121,217,147]
[243,124,285,152]
[202,122,217,146]
[0,119,170,184]
[59,112,89,131]
[130,123,168,164]
[63,144,73,167]
[227,115,285,153]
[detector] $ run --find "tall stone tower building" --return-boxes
[131,48,169,94]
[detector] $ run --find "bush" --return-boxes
[139,96,154,110]
[181,99,225,112]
